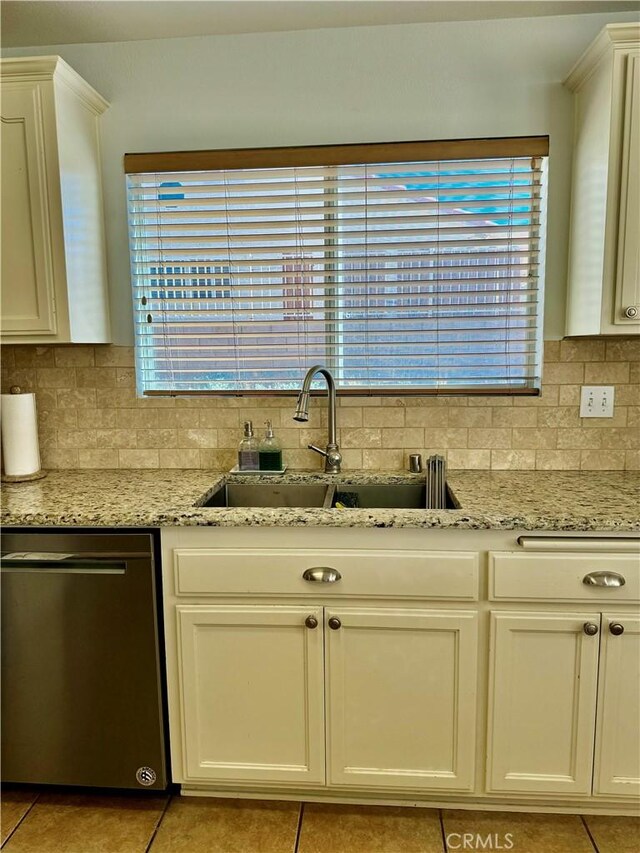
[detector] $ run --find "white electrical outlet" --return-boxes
[580,386,615,418]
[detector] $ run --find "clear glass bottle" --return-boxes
[237,420,259,470]
[259,420,283,471]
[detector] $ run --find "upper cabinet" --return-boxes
[1,56,111,343]
[565,24,640,336]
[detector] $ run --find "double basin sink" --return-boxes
[201,481,459,510]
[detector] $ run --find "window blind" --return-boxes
[125,137,548,395]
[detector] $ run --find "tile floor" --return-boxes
[0,789,638,853]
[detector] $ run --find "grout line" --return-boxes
[293,802,305,853]
[1,790,41,849]
[438,809,448,853]
[580,815,600,853]
[144,793,173,853]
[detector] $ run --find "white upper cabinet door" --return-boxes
[0,56,110,343]
[564,24,640,335]
[177,605,325,785]
[614,51,640,325]
[1,83,58,335]
[594,614,640,798]
[487,611,600,796]
[326,608,478,791]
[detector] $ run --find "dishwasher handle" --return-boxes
[1,552,127,574]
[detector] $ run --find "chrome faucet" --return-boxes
[293,365,342,473]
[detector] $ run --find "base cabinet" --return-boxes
[162,528,640,813]
[488,610,640,799]
[177,605,325,785]
[327,608,477,791]
[487,611,600,795]
[594,614,640,798]
[177,604,478,792]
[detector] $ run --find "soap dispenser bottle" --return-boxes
[259,420,283,471]
[238,421,259,470]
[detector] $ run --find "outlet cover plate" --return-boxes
[580,386,615,418]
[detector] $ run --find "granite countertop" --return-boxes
[1,468,639,531]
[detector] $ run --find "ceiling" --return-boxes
[2,1,639,47]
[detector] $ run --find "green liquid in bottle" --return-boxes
[258,449,282,470]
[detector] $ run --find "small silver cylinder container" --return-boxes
[408,453,423,474]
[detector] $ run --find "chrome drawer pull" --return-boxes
[582,571,626,588]
[302,567,342,584]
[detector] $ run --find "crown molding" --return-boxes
[565,22,640,91]
[0,55,109,114]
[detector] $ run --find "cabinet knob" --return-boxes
[305,615,318,629]
[328,617,342,630]
[623,306,638,319]
[609,622,625,636]
[583,622,599,636]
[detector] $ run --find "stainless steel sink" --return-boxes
[198,480,459,510]
[331,483,459,509]
[202,483,332,508]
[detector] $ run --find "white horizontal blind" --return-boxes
[126,145,547,394]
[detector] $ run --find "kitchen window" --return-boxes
[125,137,548,396]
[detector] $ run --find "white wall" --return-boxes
[4,11,637,343]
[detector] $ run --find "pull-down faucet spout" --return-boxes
[293,365,342,473]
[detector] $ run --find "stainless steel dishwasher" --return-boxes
[1,529,168,790]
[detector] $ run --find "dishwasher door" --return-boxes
[1,530,168,790]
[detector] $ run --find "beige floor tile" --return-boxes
[583,814,640,853]
[3,792,168,853]
[1,790,39,845]
[442,810,593,853]
[149,797,300,853]
[297,803,443,853]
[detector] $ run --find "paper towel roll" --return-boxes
[1,390,43,477]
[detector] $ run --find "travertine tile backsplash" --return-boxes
[1,339,638,471]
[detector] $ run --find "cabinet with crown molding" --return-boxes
[0,56,111,343]
[565,23,639,335]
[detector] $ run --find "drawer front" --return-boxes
[490,552,640,603]
[174,549,479,600]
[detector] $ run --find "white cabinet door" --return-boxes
[1,83,58,335]
[615,51,640,325]
[487,611,600,795]
[564,25,640,334]
[594,614,640,798]
[1,57,109,344]
[177,605,325,785]
[326,608,478,791]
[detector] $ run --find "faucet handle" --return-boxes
[308,443,341,474]
[308,444,328,458]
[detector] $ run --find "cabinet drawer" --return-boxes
[174,549,479,600]
[490,552,640,602]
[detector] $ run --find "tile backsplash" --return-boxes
[1,339,638,471]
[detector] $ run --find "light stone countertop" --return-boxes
[1,469,639,531]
